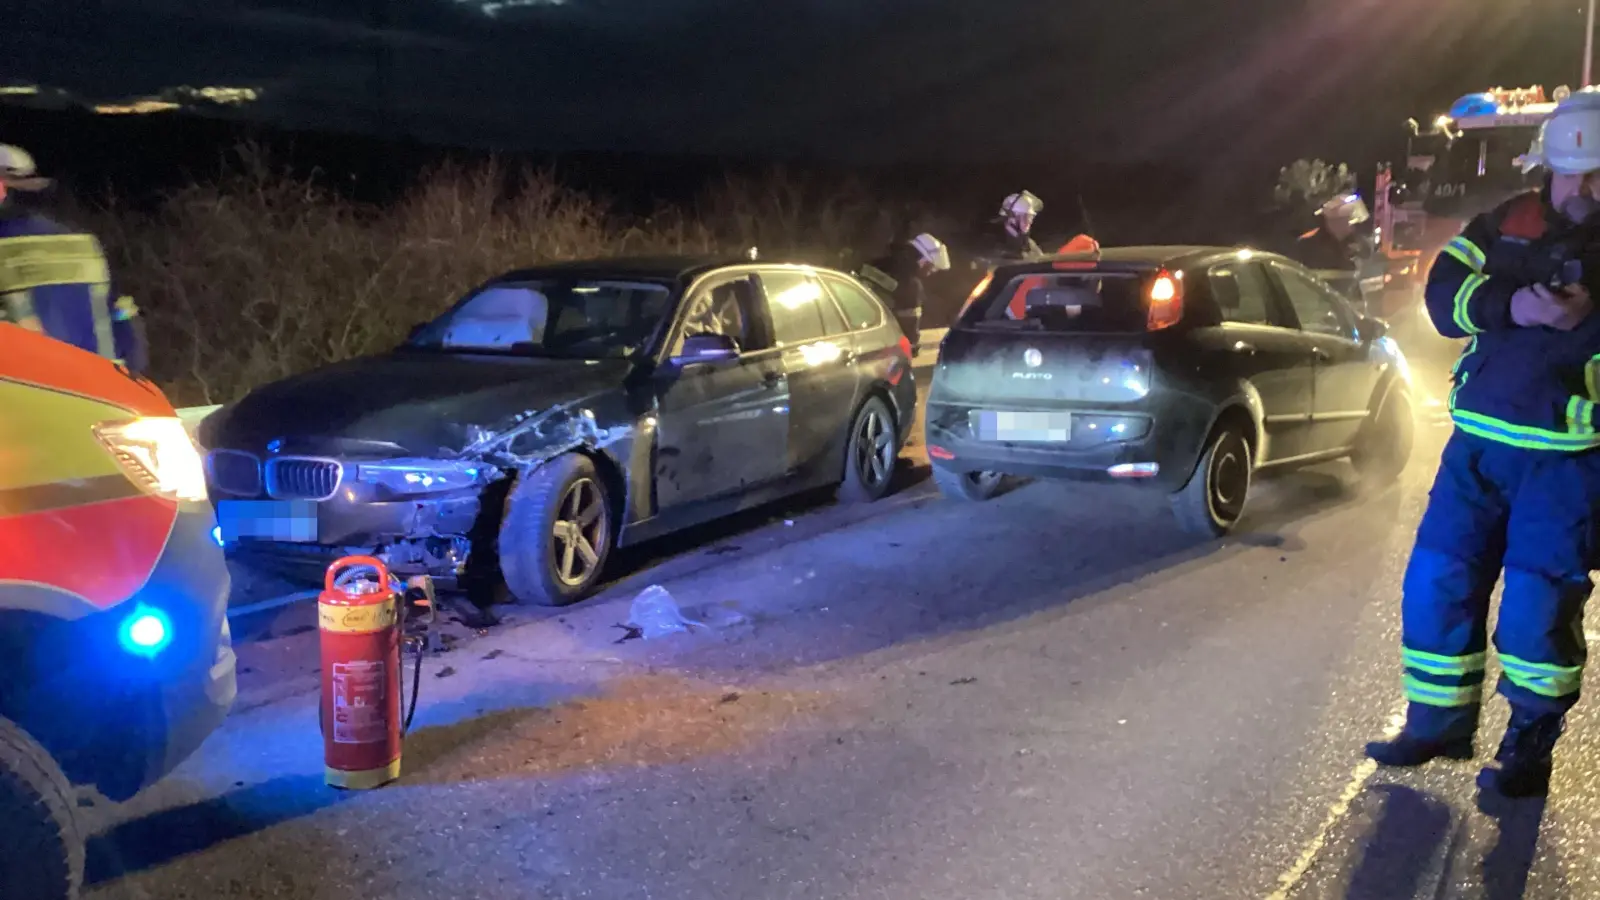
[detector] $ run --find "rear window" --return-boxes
[824,276,886,330]
[962,271,1151,333]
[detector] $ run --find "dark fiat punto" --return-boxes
[923,246,1414,536]
[202,256,917,605]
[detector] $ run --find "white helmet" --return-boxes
[1319,192,1370,227]
[1524,89,1600,174]
[998,190,1043,220]
[0,144,50,191]
[909,233,950,271]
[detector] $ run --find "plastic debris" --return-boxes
[627,585,704,639]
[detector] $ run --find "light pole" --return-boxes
[1587,0,1596,87]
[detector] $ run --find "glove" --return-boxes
[1511,284,1574,329]
[1552,283,1594,331]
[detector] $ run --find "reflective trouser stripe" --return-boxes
[1587,354,1600,401]
[1499,653,1583,699]
[1404,674,1485,707]
[1403,647,1486,675]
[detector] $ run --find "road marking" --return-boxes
[1264,710,1405,900]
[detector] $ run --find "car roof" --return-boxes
[489,255,850,286]
[996,246,1291,275]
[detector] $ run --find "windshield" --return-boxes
[408,278,676,358]
[962,270,1151,333]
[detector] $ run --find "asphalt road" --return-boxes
[83,344,1600,900]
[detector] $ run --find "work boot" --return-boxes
[1483,712,1564,799]
[1365,731,1475,767]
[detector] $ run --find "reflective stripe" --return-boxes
[1586,354,1600,401]
[89,282,114,361]
[1404,674,1484,707]
[0,234,109,293]
[1444,236,1488,271]
[1453,273,1488,334]
[1571,396,1599,436]
[1499,653,1583,698]
[1452,408,1600,451]
[1402,647,1486,676]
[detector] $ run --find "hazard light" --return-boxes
[1146,270,1183,331]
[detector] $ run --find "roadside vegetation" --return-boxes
[73,145,891,406]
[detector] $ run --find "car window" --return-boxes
[823,275,886,331]
[1274,265,1356,340]
[760,270,829,345]
[409,279,674,359]
[815,287,851,335]
[1208,263,1276,326]
[675,274,768,355]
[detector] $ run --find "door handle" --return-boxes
[1231,340,1256,354]
[1311,347,1331,362]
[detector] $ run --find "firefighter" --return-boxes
[1295,192,1371,271]
[0,144,148,375]
[859,233,950,352]
[982,191,1045,262]
[1364,90,1600,798]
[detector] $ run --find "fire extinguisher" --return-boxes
[319,555,428,790]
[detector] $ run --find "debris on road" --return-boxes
[950,677,978,686]
[481,649,504,661]
[613,624,644,644]
[627,585,705,639]
[435,666,457,679]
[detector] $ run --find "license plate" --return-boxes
[216,500,319,543]
[974,410,1074,442]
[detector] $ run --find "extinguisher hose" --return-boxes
[402,638,423,735]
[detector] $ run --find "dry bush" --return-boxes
[81,146,884,407]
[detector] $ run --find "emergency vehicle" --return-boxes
[0,324,236,900]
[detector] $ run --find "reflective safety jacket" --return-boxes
[0,323,178,614]
[0,207,148,375]
[1427,191,1600,451]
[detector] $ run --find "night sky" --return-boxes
[2,0,1592,174]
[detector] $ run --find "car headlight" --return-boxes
[355,459,498,495]
[93,417,210,502]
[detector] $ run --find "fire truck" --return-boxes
[1370,85,1560,352]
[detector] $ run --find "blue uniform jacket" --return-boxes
[0,207,147,375]
[1427,191,1600,451]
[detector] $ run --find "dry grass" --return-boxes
[76,146,887,406]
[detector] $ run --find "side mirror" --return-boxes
[673,333,739,366]
[1357,316,1388,343]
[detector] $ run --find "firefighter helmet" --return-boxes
[998,191,1043,220]
[1523,89,1600,175]
[0,145,51,191]
[910,233,951,271]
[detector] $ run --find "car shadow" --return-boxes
[85,774,343,886]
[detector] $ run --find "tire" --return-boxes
[1350,385,1415,491]
[498,453,613,606]
[0,718,82,900]
[933,466,1005,502]
[838,395,899,503]
[1170,423,1253,538]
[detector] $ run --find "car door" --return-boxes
[756,267,861,474]
[1199,261,1318,463]
[653,271,792,509]
[1269,261,1377,451]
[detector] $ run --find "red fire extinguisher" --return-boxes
[319,555,403,790]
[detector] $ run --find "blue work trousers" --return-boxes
[1401,431,1598,740]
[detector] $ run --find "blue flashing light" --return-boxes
[118,606,173,658]
[212,525,225,547]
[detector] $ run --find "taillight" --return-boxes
[957,271,994,318]
[897,336,912,359]
[1147,269,1183,331]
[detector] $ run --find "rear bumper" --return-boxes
[923,402,1200,492]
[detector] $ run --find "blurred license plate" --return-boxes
[974,410,1073,442]
[216,500,319,543]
